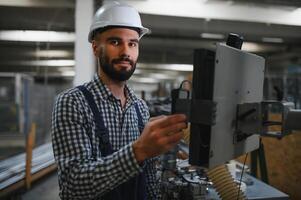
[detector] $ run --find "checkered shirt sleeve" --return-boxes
[51,87,160,199]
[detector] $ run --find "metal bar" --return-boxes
[258,140,269,184]
[251,150,258,178]
[0,143,55,190]
[25,123,36,189]
[0,164,57,198]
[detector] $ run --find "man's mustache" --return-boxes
[112,57,134,66]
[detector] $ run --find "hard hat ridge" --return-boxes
[88,1,149,42]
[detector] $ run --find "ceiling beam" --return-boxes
[229,0,301,7]
[126,0,301,26]
[141,36,286,53]
[0,0,74,8]
[142,14,301,42]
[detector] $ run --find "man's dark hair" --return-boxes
[91,26,141,40]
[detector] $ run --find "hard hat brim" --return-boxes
[88,25,149,43]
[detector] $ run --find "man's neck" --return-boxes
[98,71,127,106]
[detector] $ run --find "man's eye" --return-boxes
[110,40,119,45]
[129,42,138,47]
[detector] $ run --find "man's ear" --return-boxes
[92,40,100,56]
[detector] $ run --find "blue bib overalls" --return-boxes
[77,86,147,200]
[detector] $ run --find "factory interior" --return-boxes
[0,0,301,199]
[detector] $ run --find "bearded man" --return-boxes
[51,2,187,200]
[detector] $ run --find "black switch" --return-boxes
[226,33,244,50]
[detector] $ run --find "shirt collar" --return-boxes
[90,74,138,104]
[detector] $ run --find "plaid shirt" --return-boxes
[51,74,160,199]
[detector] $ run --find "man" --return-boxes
[51,1,187,199]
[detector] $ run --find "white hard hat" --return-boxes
[88,1,149,42]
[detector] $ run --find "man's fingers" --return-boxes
[149,115,166,122]
[159,130,183,147]
[168,131,184,143]
[138,114,187,159]
[160,122,187,136]
[151,114,187,129]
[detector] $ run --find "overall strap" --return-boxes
[78,86,147,200]
[134,103,144,134]
[77,85,113,157]
[100,102,147,200]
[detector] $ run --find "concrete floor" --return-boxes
[21,172,60,200]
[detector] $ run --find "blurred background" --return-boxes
[0,0,300,199]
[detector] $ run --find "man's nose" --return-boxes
[119,44,130,58]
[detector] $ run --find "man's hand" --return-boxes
[133,114,187,163]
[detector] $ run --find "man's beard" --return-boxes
[98,52,136,82]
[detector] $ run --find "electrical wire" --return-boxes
[237,153,248,200]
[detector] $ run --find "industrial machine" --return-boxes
[159,34,301,200]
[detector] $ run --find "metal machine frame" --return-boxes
[172,41,301,169]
